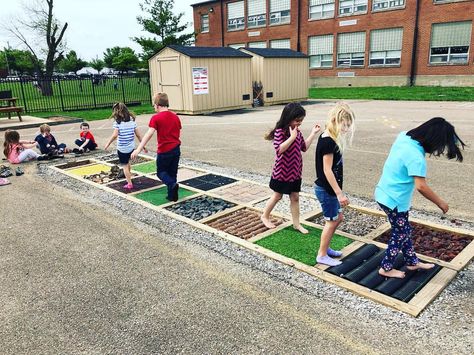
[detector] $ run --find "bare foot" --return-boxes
[261,215,276,229]
[293,225,309,234]
[379,268,405,279]
[407,262,435,271]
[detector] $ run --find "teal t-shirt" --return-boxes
[375,132,426,212]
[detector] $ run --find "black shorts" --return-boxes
[269,178,301,195]
[117,150,132,165]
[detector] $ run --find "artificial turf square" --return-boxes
[255,225,354,266]
[132,161,157,174]
[135,186,196,206]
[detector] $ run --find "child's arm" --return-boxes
[134,127,148,153]
[304,124,321,150]
[323,153,349,207]
[132,127,155,159]
[277,127,298,154]
[104,129,119,150]
[415,177,449,213]
[79,139,90,150]
[21,141,38,149]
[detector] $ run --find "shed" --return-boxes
[148,45,253,115]
[239,48,309,106]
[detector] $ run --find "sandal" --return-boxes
[0,177,10,186]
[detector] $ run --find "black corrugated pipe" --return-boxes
[410,0,421,86]
[220,0,225,46]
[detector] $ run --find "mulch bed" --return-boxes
[376,222,473,262]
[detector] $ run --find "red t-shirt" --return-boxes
[148,110,181,153]
[80,131,96,145]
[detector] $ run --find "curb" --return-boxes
[0,117,84,132]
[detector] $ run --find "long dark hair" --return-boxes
[111,102,135,124]
[407,117,466,161]
[3,129,20,158]
[265,102,306,140]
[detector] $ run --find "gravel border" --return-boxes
[37,158,473,354]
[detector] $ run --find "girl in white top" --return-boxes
[104,103,147,189]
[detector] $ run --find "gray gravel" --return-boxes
[253,194,321,216]
[37,158,474,354]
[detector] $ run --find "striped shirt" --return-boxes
[271,128,307,182]
[113,120,137,153]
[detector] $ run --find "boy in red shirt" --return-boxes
[132,92,181,201]
[73,122,97,153]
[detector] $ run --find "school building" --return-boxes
[191,0,474,87]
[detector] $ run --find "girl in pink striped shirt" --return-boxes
[261,103,320,233]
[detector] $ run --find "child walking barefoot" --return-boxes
[375,117,465,278]
[261,102,321,234]
[3,129,45,163]
[314,102,355,266]
[104,103,147,189]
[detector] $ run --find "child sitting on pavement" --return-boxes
[73,122,97,153]
[35,123,69,155]
[3,129,47,164]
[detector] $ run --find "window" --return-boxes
[430,21,471,64]
[270,0,290,25]
[372,0,405,11]
[200,14,209,33]
[248,0,266,28]
[228,1,245,31]
[308,35,334,68]
[369,28,403,66]
[228,43,245,49]
[309,0,335,20]
[248,41,267,48]
[270,39,291,48]
[433,0,469,3]
[339,0,368,15]
[337,32,365,67]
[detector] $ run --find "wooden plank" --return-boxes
[408,268,457,312]
[247,221,293,243]
[199,205,243,224]
[449,238,474,270]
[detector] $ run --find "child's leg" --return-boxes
[75,139,83,147]
[318,213,342,257]
[123,163,132,185]
[157,146,180,200]
[18,149,39,162]
[290,192,308,234]
[261,192,282,228]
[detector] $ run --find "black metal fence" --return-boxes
[0,73,151,113]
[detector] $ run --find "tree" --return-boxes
[0,48,36,75]
[133,0,194,60]
[57,50,87,73]
[90,58,105,73]
[104,47,139,71]
[4,0,67,95]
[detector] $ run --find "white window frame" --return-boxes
[247,0,267,28]
[372,0,405,11]
[369,50,401,66]
[227,1,245,31]
[248,41,267,48]
[337,52,365,67]
[309,1,335,20]
[339,0,368,16]
[429,46,469,64]
[269,0,291,25]
[270,39,291,49]
[308,34,334,68]
[200,14,209,33]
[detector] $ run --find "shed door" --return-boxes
[158,57,183,111]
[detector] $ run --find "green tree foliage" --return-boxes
[104,47,139,72]
[89,58,105,73]
[0,48,36,74]
[57,50,87,73]
[133,0,194,60]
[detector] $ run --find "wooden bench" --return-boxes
[0,90,23,122]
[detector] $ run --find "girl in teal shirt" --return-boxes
[375,117,465,278]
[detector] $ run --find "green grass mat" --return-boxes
[135,186,196,206]
[132,161,156,173]
[255,225,353,266]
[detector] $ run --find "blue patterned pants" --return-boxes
[378,203,418,271]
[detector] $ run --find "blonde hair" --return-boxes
[325,102,355,152]
[153,92,169,107]
[39,123,51,133]
[110,102,135,124]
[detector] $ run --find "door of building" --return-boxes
[158,57,183,111]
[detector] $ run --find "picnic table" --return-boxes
[0,91,23,122]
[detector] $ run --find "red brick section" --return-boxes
[192,0,474,78]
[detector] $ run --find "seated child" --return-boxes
[35,123,69,155]
[73,122,97,153]
[3,129,47,164]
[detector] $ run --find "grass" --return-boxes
[135,186,196,206]
[309,86,474,101]
[132,161,157,174]
[255,225,353,266]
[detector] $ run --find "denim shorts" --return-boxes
[314,185,342,221]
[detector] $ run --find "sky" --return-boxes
[0,0,197,61]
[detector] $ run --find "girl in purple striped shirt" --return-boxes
[261,103,321,233]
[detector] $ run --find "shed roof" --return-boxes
[242,48,308,58]
[167,45,252,58]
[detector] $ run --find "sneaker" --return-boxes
[316,255,342,267]
[171,183,179,202]
[15,167,24,176]
[37,155,48,161]
[0,168,12,177]
[327,248,343,258]
[0,177,10,186]
[72,148,80,154]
